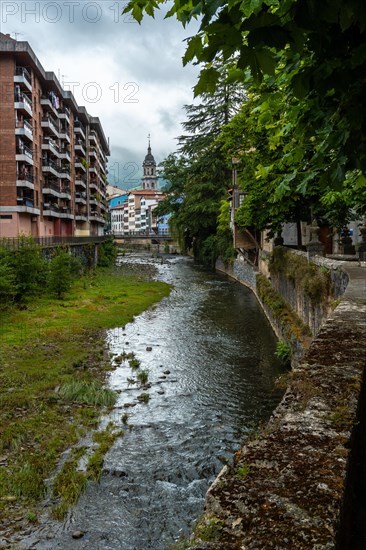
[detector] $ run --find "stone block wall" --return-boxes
[200,256,366,549]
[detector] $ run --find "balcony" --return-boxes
[16,144,33,165]
[42,137,60,157]
[59,186,71,199]
[75,176,87,189]
[17,196,34,208]
[59,127,70,143]
[59,148,71,161]
[75,160,87,173]
[75,192,87,204]
[75,213,88,221]
[74,120,86,140]
[42,159,60,177]
[75,141,86,156]
[14,92,33,116]
[59,165,71,180]
[58,107,70,123]
[43,180,62,197]
[41,116,60,138]
[89,180,98,190]
[89,131,97,144]
[14,67,32,91]
[42,203,74,219]
[99,161,107,175]
[89,214,105,224]
[89,166,98,174]
[15,119,33,141]
[41,96,58,116]
[89,147,97,159]
[16,173,34,190]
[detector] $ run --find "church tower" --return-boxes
[141,134,157,190]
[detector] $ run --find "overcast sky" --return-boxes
[1,0,200,189]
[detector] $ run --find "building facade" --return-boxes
[0,33,109,238]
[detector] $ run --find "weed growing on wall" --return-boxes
[268,247,333,305]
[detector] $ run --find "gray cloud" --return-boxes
[1,0,200,185]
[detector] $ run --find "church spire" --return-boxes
[141,133,157,190]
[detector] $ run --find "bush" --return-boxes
[7,237,48,301]
[98,239,117,267]
[0,250,16,306]
[48,249,82,299]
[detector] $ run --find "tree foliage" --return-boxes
[124,0,366,231]
[7,236,48,302]
[155,75,243,262]
[48,249,82,299]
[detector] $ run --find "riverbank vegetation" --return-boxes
[125,0,366,264]
[0,246,170,534]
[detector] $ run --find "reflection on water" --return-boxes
[29,255,286,549]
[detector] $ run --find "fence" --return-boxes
[0,235,111,249]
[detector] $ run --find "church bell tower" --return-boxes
[141,134,157,190]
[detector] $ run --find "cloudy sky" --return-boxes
[1,0,200,188]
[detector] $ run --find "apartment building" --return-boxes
[0,33,109,238]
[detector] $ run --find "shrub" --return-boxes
[0,250,15,306]
[275,340,292,364]
[7,236,48,301]
[48,249,82,299]
[98,239,117,267]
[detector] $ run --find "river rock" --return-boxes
[163,370,171,375]
[72,530,84,539]
[146,346,152,351]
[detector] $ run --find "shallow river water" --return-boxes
[25,254,285,549]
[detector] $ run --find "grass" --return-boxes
[0,266,170,530]
[59,380,117,407]
[236,463,250,477]
[137,369,149,385]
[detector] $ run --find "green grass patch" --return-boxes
[0,266,170,527]
[59,380,117,407]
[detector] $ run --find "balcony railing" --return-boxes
[16,144,33,159]
[43,180,61,193]
[75,176,87,186]
[17,173,34,184]
[16,119,33,134]
[42,137,60,154]
[14,92,32,110]
[17,197,34,207]
[58,107,70,120]
[43,158,60,172]
[15,66,32,84]
[42,116,59,136]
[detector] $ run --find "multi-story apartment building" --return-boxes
[0,33,109,238]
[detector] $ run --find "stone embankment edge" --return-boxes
[188,259,366,549]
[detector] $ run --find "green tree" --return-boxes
[8,237,48,302]
[0,248,16,307]
[124,0,366,219]
[97,238,118,267]
[155,73,244,262]
[48,249,81,300]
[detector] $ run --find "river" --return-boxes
[23,254,286,549]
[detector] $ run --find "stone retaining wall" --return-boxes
[192,260,366,549]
